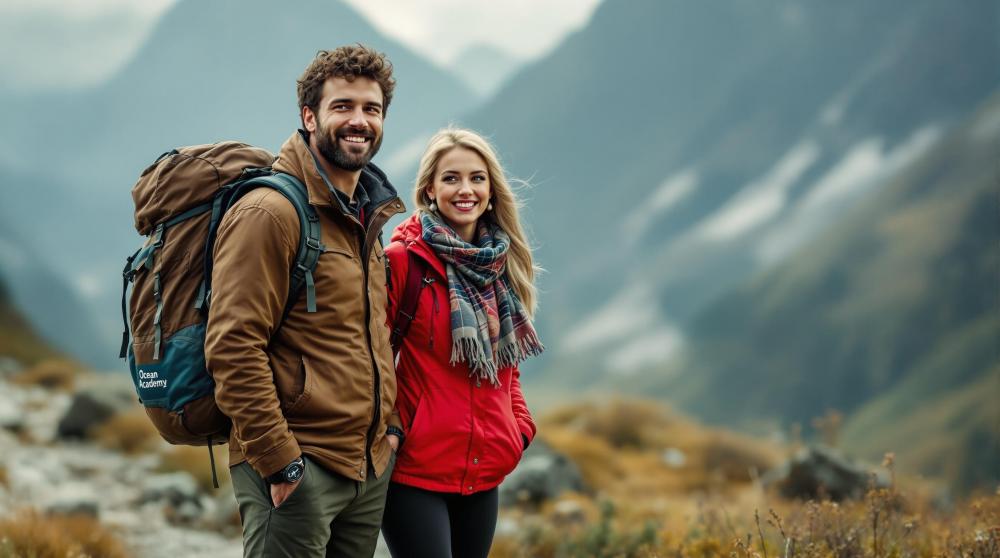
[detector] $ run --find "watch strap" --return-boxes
[266,457,304,484]
[386,426,405,446]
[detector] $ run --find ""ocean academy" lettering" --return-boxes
[138,369,168,390]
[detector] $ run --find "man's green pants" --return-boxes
[231,454,394,557]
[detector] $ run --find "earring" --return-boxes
[487,201,494,211]
[429,200,437,212]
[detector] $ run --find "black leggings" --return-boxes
[381,482,499,558]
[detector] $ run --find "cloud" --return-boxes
[340,0,602,65]
[0,0,600,90]
[0,1,174,90]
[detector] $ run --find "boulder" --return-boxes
[0,384,24,432]
[46,499,100,518]
[662,447,687,468]
[499,438,586,507]
[0,357,22,380]
[56,377,136,438]
[140,472,201,508]
[765,445,889,501]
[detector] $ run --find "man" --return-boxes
[205,45,405,557]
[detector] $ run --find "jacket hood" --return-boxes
[274,130,398,211]
[390,211,448,279]
[391,212,424,244]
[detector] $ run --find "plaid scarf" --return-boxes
[421,211,544,386]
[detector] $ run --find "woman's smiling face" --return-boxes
[427,147,491,243]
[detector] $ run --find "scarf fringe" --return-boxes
[451,337,500,387]
[496,330,545,370]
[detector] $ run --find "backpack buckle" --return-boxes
[240,167,273,179]
[305,238,324,251]
[152,223,166,248]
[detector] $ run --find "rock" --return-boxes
[662,447,687,468]
[121,523,242,558]
[46,499,100,518]
[140,472,202,508]
[57,377,136,438]
[495,516,520,537]
[0,357,22,380]
[499,438,586,507]
[551,499,587,526]
[765,445,889,501]
[0,383,24,432]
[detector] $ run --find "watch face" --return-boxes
[286,461,304,483]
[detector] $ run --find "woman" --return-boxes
[381,128,544,557]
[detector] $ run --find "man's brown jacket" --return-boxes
[205,130,404,481]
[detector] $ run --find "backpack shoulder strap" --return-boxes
[250,172,324,321]
[202,170,323,324]
[390,248,429,354]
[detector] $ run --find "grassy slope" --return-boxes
[0,280,58,366]
[641,93,1000,490]
[841,317,1000,491]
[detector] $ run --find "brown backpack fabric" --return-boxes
[122,142,321,458]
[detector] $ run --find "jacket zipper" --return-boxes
[355,197,404,476]
[426,277,437,349]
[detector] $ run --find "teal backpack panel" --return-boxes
[128,322,209,411]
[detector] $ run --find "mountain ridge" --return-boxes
[641,91,1000,491]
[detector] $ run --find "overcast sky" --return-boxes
[0,0,601,91]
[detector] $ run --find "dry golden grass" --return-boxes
[158,445,232,492]
[492,487,1000,558]
[89,407,162,455]
[538,398,782,502]
[0,510,130,558]
[505,397,1000,558]
[496,399,1000,558]
[542,427,623,491]
[9,358,81,391]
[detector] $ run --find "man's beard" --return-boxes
[315,119,382,172]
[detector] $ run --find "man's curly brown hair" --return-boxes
[297,44,396,125]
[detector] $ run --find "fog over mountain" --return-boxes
[451,44,522,98]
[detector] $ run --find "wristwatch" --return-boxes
[265,457,305,485]
[386,426,405,448]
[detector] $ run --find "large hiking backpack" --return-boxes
[120,142,324,461]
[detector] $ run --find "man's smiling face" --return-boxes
[307,76,384,171]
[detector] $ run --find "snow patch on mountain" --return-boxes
[693,140,821,243]
[757,126,942,264]
[560,280,659,352]
[606,326,683,376]
[624,168,698,243]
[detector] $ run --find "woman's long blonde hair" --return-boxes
[413,128,540,317]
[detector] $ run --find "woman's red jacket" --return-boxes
[384,213,536,495]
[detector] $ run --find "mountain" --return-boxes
[0,263,62,368]
[641,91,1000,491]
[0,0,478,358]
[455,0,1000,387]
[0,210,109,369]
[450,44,522,98]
